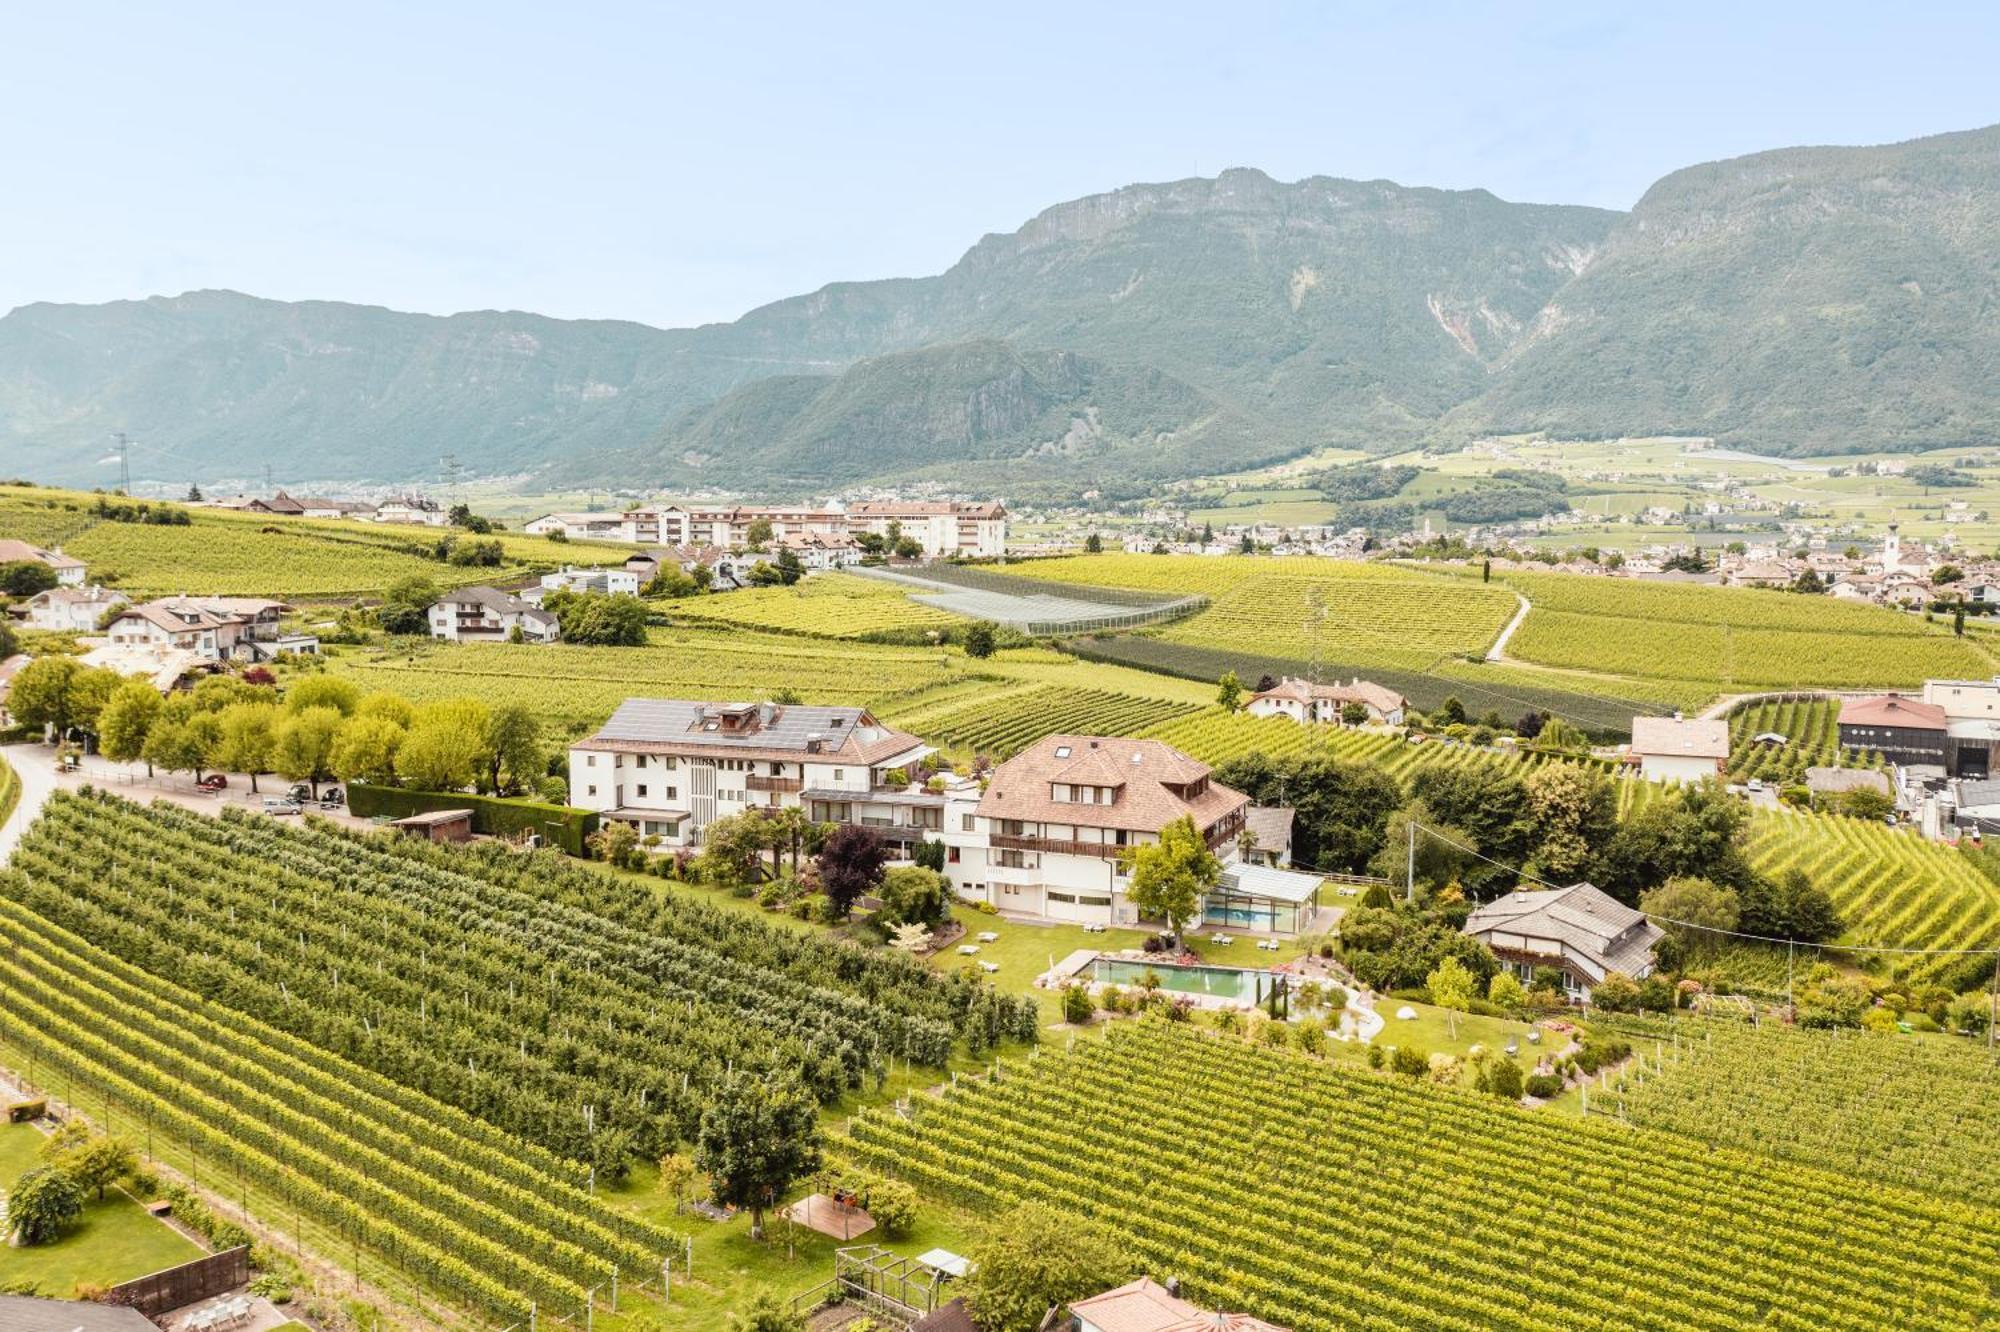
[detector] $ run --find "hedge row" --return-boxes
[347,785,597,855]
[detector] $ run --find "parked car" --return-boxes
[285,783,314,803]
[196,773,228,792]
[262,797,302,815]
[320,787,344,806]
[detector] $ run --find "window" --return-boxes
[586,784,598,797]
[586,755,597,768]
[635,784,648,798]
[961,813,975,832]
[634,755,646,769]
[833,768,844,782]
[947,847,961,863]
[665,786,678,800]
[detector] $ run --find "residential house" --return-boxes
[567,698,936,851]
[523,511,630,540]
[1461,881,1664,1000]
[426,587,559,643]
[1070,1277,1290,1332]
[845,501,1008,558]
[527,565,642,601]
[772,531,862,570]
[1245,676,1407,726]
[371,496,448,526]
[624,545,749,590]
[102,596,289,661]
[0,538,86,586]
[16,583,127,632]
[0,1295,156,1332]
[242,490,367,518]
[961,735,1248,926]
[1627,716,1729,783]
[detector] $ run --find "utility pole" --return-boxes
[1406,818,1417,902]
[265,462,274,495]
[110,431,132,494]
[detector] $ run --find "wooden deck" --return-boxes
[785,1192,875,1241]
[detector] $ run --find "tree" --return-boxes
[1837,786,1895,821]
[1216,670,1242,712]
[544,589,650,646]
[743,517,774,550]
[7,1165,83,1244]
[355,690,416,727]
[1201,521,1214,544]
[588,820,640,867]
[0,560,58,597]
[1488,970,1526,1010]
[1599,780,1752,903]
[7,655,82,736]
[0,619,13,662]
[285,675,360,716]
[1213,752,1402,872]
[893,536,923,559]
[1121,814,1220,940]
[1410,766,1534,894]
[1739,866,1840,942]
[97,680,163,771]
[697,810,770,883]
[1426,955,1475,1039]
[1933,563,1964,584]
[187,482,203,501]
[1534,716,1588,753]
[484,704,543,794]
[1523,763,1617,880]
[214,701,280,792]
[1792,568,1826,595]
[962,621,997,659]
[397,698,491,791]
[1370,802,1474,895]
[1084,532,1103,554]
[774,547,804,585]
[273,705,344,796]
[961,1202,1129,1332]
[1340,700,1368,727]
[1590,970,1642,1013]
[1640,876,1740,961]
[693,1072,822,1240]
[1436,695,1467,726]
[912,837,946,872]
[1954,605,1967,636]
[141,718,205,781]
[1237,533,1255,554]
[877,865,948,928]
[379,575,438,635]
[745,560,782,587]
[331,714,406,786]
[818,823,887,918]
[44,1132,136,1200]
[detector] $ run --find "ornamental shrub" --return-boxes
[1060,984,1094,1026]
[1525,1072,1564,1098]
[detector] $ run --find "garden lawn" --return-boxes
[1363,1000,1545,1068]
[0,1124,201,1297]
[592,1158,981,1331]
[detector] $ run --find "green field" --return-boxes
[672,571,968,639]
[0,484,629,600]
[839,1019,1999,1332]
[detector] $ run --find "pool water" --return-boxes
[1090,957,1277,1002]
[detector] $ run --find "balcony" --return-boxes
[746,774,803,794]
[990,832,1125,860]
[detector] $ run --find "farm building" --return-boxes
[388,808,476,842]
[1245,676,1407,726]
[1841,694,1952,771]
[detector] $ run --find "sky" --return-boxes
[4,2,1998,330]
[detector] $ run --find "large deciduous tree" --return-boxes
[1122,813,1220,940]
[817,823,887,918]
[274,705,344,797]
[692,1072,822,1241]
[961,1202,1130,1332]
[331,714,407,787]
[396,698,491,791]
[7,1166,83,1244]
[96,680,164,772]
[484,704,543,795]
[213,700,281,792]
[378,575,438,635]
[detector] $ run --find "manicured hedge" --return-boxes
[346,784,598,856]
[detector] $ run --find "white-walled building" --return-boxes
[568,698,936,850]
[1245,676,1407,726]
[845,502,1008,558]
[523,512,630,541]
[954,735,1249,926]
[617,501,1007,558]
[1462,881,1663,1000]
[17,584,127,632]
[0,539,86,586]
[1628,716,1729,783]
[102,596,288,661]
[530,566,641,599]
[426,586,559,643]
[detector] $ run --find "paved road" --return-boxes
[0,743,59,863]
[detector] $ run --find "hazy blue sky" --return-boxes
[5,2,1997,328]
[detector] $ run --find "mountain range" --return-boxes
[2,124,1995,497]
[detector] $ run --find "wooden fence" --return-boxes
[107,1245,251,1314]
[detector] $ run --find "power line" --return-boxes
[1407,819,2000,957]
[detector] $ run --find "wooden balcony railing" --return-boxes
[746,774,803,793]
[989,833,1124,860]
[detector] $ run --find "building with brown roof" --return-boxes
[1462,881,1664,1001]
[102,595,290,661]
[1838,694,1948,771]
[0,537,86,586]
[961,735,1248,926]
[1244,676,1406,726]
[568,697,935,850]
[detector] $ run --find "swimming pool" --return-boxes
[1089,957,1281,1003]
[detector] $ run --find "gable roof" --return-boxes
[0,1296,154,1332]
[1838,694,1947,730]
[978,735,1248,836]
[1070,1278,1290,1332]
[1248,676,1405,713]
[1628,716,1729,759]
[0,538,84,571]
[434,586,556,624]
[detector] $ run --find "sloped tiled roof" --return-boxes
[1838,694,1947,730]
[1243,805,1293,854]
[577,698,926,764]
[0,538,84,570]
[978,735,1247,836]
[1463,882,1662,977]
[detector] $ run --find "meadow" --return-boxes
[0,484,628,600]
